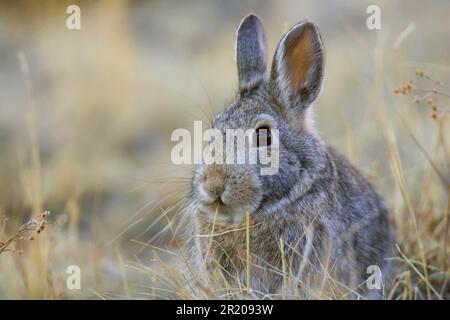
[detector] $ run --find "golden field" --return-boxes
[0,0,448,299]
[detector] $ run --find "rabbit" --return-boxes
[183,14,394,299]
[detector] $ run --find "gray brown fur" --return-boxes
[184,14,393,299]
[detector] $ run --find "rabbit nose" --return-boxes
[199,177,226,205]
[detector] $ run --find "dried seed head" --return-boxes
[41,211,50,219]
[431,111,437,120]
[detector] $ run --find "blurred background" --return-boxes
[0,0,448,299]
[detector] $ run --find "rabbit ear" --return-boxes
[269,21,324,115]
[236,14,268,93]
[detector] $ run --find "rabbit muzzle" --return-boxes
[195,164,262,225]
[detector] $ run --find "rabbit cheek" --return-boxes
[222,169,262,213]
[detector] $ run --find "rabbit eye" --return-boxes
[255,126,272,147]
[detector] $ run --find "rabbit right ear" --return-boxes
[269,21,324,118]
[236,14,268,93]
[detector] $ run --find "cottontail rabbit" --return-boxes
[184,14,393,299]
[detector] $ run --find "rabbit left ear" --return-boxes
[236,14,268,93]
[269,21,324,113]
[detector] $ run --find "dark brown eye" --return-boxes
[256,126,272,147]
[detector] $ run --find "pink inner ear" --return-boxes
[286,27,314,89]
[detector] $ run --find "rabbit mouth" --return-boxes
[197,201,248,225]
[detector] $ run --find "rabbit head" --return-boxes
[192,14,327,225]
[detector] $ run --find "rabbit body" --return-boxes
[185,15,393,299]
